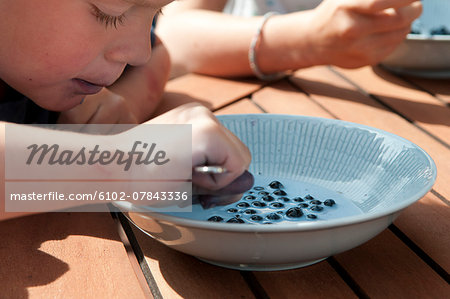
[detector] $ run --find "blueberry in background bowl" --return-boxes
[118,114,436,271]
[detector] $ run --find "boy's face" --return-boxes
[0,0,172,111]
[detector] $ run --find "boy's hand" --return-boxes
[57,88,138,124]
[308,0,422,68]
[147,103,251,191]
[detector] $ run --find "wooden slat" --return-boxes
[334,66,450,144]
[404,76,450,105]
[254,262,358,299]
[251,80,333,118]
[154,74,262,115]
[214,99,262,114]
[289,66,450,200]
[334,230,450,298]
[0,213,147,299]
[130,224,256,299]
[394,192,450,273]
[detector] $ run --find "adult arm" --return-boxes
[157,0,422,78]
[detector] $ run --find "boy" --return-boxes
[0,0,251,220]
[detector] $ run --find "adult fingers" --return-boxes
[369,1,422,33]
[373,25,411,48]
[345,0,419,13]
[360,25,411,64]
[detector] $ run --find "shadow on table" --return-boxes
[289,75,450,127]
[132,225,360,298]
[373,66,450,96]
[0,212,120,298]
[130,224,254,298]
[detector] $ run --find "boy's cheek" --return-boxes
[27,42,99,79]
[18,20,105,78]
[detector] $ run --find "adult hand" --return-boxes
[308,0,422,68]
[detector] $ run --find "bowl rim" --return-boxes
[406,33,450,41]
[120,114,437,233]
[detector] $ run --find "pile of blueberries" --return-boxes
[207,181,336,224]
[411,25,450,35]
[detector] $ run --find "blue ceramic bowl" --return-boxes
[122,115,437,271]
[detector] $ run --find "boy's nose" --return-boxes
[105,25,152,66]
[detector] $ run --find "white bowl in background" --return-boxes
[381,0,450,78]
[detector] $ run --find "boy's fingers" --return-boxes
[346,0,418,13]
[193,170,254,208]
[194,194,243,209]
[193,170,254,195]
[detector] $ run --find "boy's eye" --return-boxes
[91,5,126,29]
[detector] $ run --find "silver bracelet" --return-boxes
[248,12,286,81]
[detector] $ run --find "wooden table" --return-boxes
[1,65,449,298]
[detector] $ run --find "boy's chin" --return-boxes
[62,96,86,111]
[36,95,86,112]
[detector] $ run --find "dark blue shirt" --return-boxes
[0,86,59,124]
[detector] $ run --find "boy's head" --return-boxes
[0,0,172,111]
